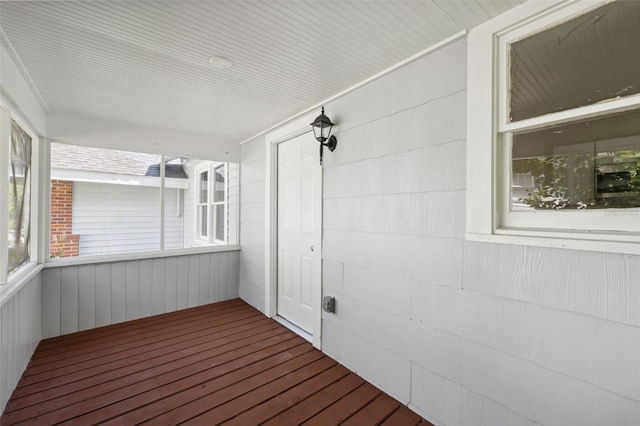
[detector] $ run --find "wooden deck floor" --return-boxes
[1,299,431,425]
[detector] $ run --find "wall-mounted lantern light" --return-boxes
[310,106,337,165]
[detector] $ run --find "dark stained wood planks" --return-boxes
[1,298,432,426]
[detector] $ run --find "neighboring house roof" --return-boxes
[145,164,188,179]
[51,143,187,178]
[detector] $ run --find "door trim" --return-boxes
[265,113,322,349]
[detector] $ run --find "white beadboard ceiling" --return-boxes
[0,0,523,146]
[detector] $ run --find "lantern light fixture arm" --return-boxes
[310,106,337,165]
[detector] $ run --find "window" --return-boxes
[197,169,209,239]
[8,120,33,274]
[467,0,640,253]
[194,162,228,245]
[510,111,640,214]
[1,105,39,285]
[50,143,171,256]
[49,144,238,258]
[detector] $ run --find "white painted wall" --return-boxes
[72,182,183,255]
[0,272,41,414]
[239,37,640,425]
[41,250,240,339]
[239,138,266,312]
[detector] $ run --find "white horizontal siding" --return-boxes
[41,250,240,338]
[463,242,640,327]
[72,182,183,255]
[242,36,640,425]
[0,273,41,413]
[410,363,536,426]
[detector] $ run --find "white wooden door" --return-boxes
[277,132,321,333]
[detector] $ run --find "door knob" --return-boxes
[311,245,314,252]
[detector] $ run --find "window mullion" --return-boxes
[29,134,40,264]
[497,31,510,132]
[500,91,640,134]
[39,140,51,263]
[497,132,513,227]
[160,155,165,251]
[208,165,214,245]
[0,106,10,284]
[224,163,229,244]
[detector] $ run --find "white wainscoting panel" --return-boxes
[41,250,240,339]
[0,273,41,414]
[78,265,96,330]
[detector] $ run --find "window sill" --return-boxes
[466,230,640,256]
[44,245,241,268]
[0,262,43,308]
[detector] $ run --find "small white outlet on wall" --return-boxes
[322,296,336,313]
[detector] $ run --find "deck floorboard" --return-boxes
[1,299,433,425]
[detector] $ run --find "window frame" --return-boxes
[193,162,228,246]
[196,168,209,241]
[212,163,227,245]
[45,145,237,264]
[0,102,41,286]
[467,0,640,255]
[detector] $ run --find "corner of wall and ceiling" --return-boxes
[0,26,50,114]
